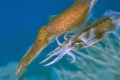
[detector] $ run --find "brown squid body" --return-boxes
[15,0,97,77]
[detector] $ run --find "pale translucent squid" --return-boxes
[40,10,120,66]
[15,0,97,77]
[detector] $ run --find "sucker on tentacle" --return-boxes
[40,10,120,66]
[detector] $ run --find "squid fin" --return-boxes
[47,15,56,23]
[77,0,97,32]
[114,19,120,36]
[103,10,119,17]
[103,10,120,36]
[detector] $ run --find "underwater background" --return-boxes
[0,0,120,80]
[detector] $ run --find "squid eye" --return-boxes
[74,42,85,50]
[48,35,56,43]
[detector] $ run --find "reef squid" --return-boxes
[15,0,97,77]
[40,10,120,66]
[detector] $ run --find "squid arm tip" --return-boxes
[44,64,49,66]
[44,62,53,66]
[18,74,21,78]
[39,61,43,64]
[15,70,21,78]
[15,68,20,75]
[39,56,52,64]
[15,72,18,75]
[70,60,75,63]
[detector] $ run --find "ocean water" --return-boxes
[0,0,120,80]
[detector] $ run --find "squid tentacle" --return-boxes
[46,46,61,56]
[44,52,67,66]
[55,36,63,46]
[67,52,76,63]
[40,46,63,64]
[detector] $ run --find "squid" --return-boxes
[15,0,97,77]
[40,10,120,66]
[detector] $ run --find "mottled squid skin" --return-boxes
[15,0,97,77]
[78,17,115,47]
[78,13,120,47]
[47,0,97,35]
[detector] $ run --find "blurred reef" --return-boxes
[0,62,27,80]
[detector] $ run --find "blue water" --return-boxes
[0,0,120,80]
